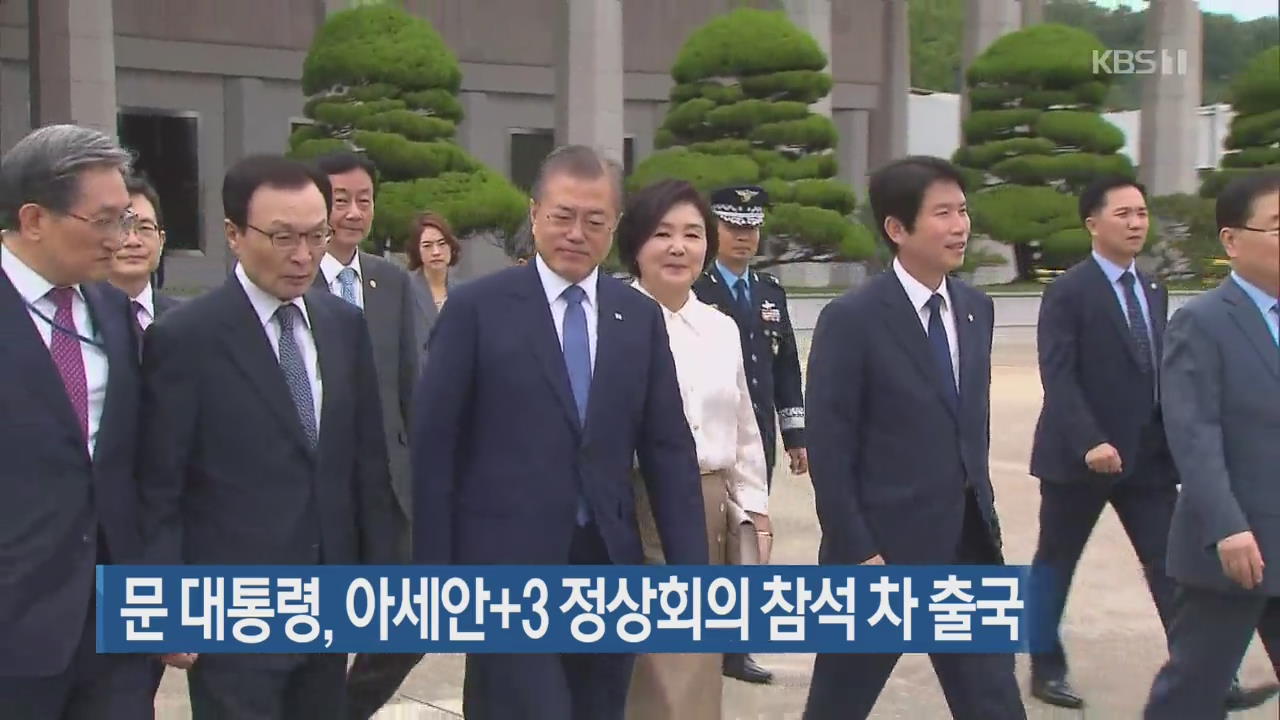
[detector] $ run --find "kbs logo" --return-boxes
[1092,49,1190,76]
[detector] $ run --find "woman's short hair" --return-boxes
[406,211,461,270]
[615,179,719,278]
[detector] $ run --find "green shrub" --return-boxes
[375,169,527,249]
[288,125,325,152]
[654,128,678,149]
[967,24,1107,89]
[1150,193,1227,285]
[352,131,476,181]
[355,110,456,142]
[1024,81,1108,109]
[991,153,1134,189]
[969,84,1028,110]
[348,83,400,102]
[1222,147,1280,169]
[750,116,838,151]
[1039,227,1091,268]
[670,82,746,105]
[625,149,760,193]
[955,137,1055,169]
[791,178,857,215]
[969,185,1079,246]
[302,6,462,95]
[687,139,755,156]
[1225,109,1280,150]
[400,89,465,122]
[662,98,717,139]
[963,109,1043,144]
[764,203,876,260]
[289,138,352,161]
[671,8,826,84]
[759,178,795,204]
[705,100,811,135]
[1035,111,1125,154]
[1199,167,1279,198]
[739,70,834,104]
[312,99,406,127]
[1228,45,1280,117]
[756,151,837,180]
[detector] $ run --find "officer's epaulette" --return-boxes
[754,271,781,288]
[702,270,719,284]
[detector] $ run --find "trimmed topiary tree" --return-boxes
[288,6,525,251]
[955,24,1137,279]
[628,7,875,265]
[1199,44,1280,198]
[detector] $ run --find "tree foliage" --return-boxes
[289,6,524,250]
[630,8,874,264]
[1199,45,1280,197]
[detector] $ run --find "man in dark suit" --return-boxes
[108,174,179,341]
[1145,172,1280,719]
[309,152,424,720]
[692,184,807,684]
[803,156,1024,720]
[412,145,708,720]
[138,155,399,719]
[0,124,153,719]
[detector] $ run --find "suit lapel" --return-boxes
[358,253,394,348]
[514,262,581,434]
[949,279,982,410]
[585,277,625,442]
[0,269,85,444]
[1221,280,1280,380]
[1087,258,1145,369]
[217,279,312,453]
[879,273,958,419]
[307,292,342,451]
[84,284,133,466]
[1140,272,1167,361]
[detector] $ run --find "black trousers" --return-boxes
[188,653,348,720]
[1145,585,1280,719]
[462,523,636,720]
[0,604,153,720]
[802,491,1027,720]
[1030,476,1178,680]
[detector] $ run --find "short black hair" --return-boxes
[313,151,379,186]
[616,179,718,278]
[1078,175,1146,224]
[868,156,967,254]
[1216,172,1280,232]
[125,173,164,228]
[222,155,333,230]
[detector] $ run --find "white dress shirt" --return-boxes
[235,264,323,432]
[132,282,156,331]
[893,256,960,391]
[2,244,109,457]
[320,251,365,309]
[536,254,598,368]
[633,282,769,516]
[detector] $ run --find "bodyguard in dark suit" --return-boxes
[0,125,153,719]
[309,152,425,720]
[412,145,707,720]
[1145,172,1280,719]
[803,156,1024,720]
[138,155,399,719]
[1027,177,1179,707]
[692,185,806,685]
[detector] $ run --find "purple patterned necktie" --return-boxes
[47,287,89,440]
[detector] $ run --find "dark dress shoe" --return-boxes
[1031,677,1084,709]
[1225,680,1280,711]
[723,652,773,684]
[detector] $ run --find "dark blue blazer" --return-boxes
[0,271,142,677]
[137,277,398,569]
[806,270,1003,565]
[411,261,708,566]
[1030,257,1174,484]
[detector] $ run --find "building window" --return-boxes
[118,111,200,251]
[509,129,637,191]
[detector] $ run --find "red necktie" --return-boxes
[47,287,89,440]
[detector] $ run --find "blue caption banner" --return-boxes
[97,565,1033,654]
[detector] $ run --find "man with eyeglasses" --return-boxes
[136,154,399,718]
[108,174,179,345]
[1145,172,1280,719]
[0,124,154,719]
[411,145,707,720]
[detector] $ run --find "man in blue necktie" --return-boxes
[410,145,706,720]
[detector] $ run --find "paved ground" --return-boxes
[156,326,1277,719]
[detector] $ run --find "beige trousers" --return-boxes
[626,470,728,720]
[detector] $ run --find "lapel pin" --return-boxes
[967,313,974,322]
[614,312,623,321]
[369,279,377,289]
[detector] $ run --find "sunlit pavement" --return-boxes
[156,326,1277,719]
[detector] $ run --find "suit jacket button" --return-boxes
[82,534,91,543]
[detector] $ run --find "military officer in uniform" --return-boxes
[693,185,808,685]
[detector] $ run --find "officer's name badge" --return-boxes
[760,299,781,323]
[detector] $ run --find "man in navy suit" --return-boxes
[0,125,153,719]
[802,156,1025,720]
[108,174,179,344]
[411,145,708,720]
[138,155,399,718]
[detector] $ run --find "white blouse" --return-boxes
[633,282,769,515]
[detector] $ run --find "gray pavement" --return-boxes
[156,325,1277,719]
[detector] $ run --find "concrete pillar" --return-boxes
[1139,0,1202,195]
[784,0,833,117]
[28,0,118,137]
[867,0,908,174]
[960,0,1020,123]
[322,0,350,13]
[1020,0,1044,26]
[457,91,506,175]
[554,0,624,165]
[225,77,286,163]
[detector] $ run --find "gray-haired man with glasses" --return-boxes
[136,154,398,718]
[0,124,154,719]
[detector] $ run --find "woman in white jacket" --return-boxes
[618,179,771,720]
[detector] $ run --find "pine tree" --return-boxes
[1200,44,1280,197]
